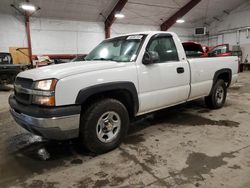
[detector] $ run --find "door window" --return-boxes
[147,36,179,63]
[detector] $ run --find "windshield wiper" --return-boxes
[90,58,115,61]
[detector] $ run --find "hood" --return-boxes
[17,61,125,81]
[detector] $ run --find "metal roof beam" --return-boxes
[160,0,201,31]
[105,0,128,38]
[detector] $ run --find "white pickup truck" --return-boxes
[9,31,239,153]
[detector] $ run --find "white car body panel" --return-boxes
[18,61,127,80]
[16,31,239,116]
[55,62,138,106]
[188,56,239,100]
[135,32,190,114]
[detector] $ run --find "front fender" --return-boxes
[75,81,139,114]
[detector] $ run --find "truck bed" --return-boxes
[187,56,239,100]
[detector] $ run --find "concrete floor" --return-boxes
[1,72,250,188]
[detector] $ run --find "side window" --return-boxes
[147,36,179,63]
[0,54,11,64]
[211,45,227,55]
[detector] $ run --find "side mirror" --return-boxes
[142,51,159,65]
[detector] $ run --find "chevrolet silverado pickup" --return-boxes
[9,31,239,154]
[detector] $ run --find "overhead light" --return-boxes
[20,3,36,12]
[176,19,185,23]
[114,12,125,19]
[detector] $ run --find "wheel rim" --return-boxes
[96,111,121,143]
[215,86,224,104]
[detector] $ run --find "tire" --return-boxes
[205,79,227,109]
[79,98,129,154]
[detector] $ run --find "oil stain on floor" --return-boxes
[124,110,240,147]
[179,151,236,178]
[0,132,93,188]
[150,111,240,128]
[169,145,250,186]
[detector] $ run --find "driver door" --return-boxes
[137,34,190,114]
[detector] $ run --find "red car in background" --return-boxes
[182,42,232,58]
[182,42,242,72]
[204,44,232,57]
[182,42,205,57]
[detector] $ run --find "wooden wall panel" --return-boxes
[9,47,30,64]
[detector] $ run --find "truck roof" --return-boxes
[113,31,177,37]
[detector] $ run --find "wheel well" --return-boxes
[81,89,136,118]
[217,72,231,87]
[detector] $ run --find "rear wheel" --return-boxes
[205,79,227,109]
[79,98,129,154]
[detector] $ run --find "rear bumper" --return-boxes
[9,95,81,140]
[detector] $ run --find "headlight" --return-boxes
[32,79,57,106]
[34,79,57,91]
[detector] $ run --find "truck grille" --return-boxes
[15,77,33,89]
[14,77,34,104]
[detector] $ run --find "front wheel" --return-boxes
[79,98,129,154]
[205,79,227,109]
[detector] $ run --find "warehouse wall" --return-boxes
[30,18,161,54]
[195,1,250,47]
[30,18,104,54]
[0,12,194,55]
[194,1,250,62]
[0,14,27,52]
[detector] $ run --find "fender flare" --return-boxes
[213,68,232,86]
[209,68,232,95]
[75,81,139,114]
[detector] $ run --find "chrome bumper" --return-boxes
[10,108,80,140]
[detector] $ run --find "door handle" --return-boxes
[177,67,184,74]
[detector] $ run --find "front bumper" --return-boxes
[9,95,81,140]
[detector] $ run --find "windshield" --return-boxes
[85,35,146,62]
